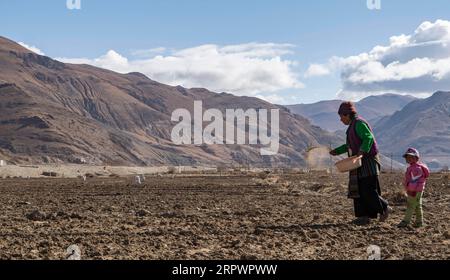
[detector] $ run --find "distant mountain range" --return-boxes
[0,36,341,167]
[286,94,417,132]
[288,91,450,169]
[373,91,450,169]
[1,36,448,169]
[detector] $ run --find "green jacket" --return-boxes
[333,120,374,155]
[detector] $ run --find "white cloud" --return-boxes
[310,19,450,100]
[304,64,331,78]
[131,47,166,58]
[94,50,129,72]
[255,94,285,104]
[18,42,45,56]
[56,43,304,96]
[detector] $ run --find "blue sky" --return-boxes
[1,0,450,104]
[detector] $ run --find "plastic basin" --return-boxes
[335,155,363,173]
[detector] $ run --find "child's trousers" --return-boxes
[403,192,423,224]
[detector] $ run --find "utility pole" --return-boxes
[329,143,333,177]
[390,153,393,174]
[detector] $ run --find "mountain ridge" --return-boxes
[0,36,341,166]
[374,90,450,169]
[286,94,418,131]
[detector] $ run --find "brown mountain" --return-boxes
[0,36,340,166]
[374,91,450,169]
[286,94,417,132]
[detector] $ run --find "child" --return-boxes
[398,148,430,228]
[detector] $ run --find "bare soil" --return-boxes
[0,172,449,260]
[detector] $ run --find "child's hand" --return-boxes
[402,178,407,187]
[402,191,408,199]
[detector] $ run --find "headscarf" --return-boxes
[338,101,357,116]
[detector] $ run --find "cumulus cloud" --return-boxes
[18,42,45,55]
[310,19,450,100]
[56,43,304,96]
[304,63,331,78]
[131,47,167,58]
[255,94,285,104]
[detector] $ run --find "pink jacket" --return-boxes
[403,162,430,192]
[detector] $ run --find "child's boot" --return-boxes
[413,221,424,228]
[397,220,409,228]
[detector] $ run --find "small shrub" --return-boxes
[167,166,176,174]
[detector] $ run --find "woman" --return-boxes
[330,102,390,225]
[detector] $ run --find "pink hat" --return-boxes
[403,147,420,158]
